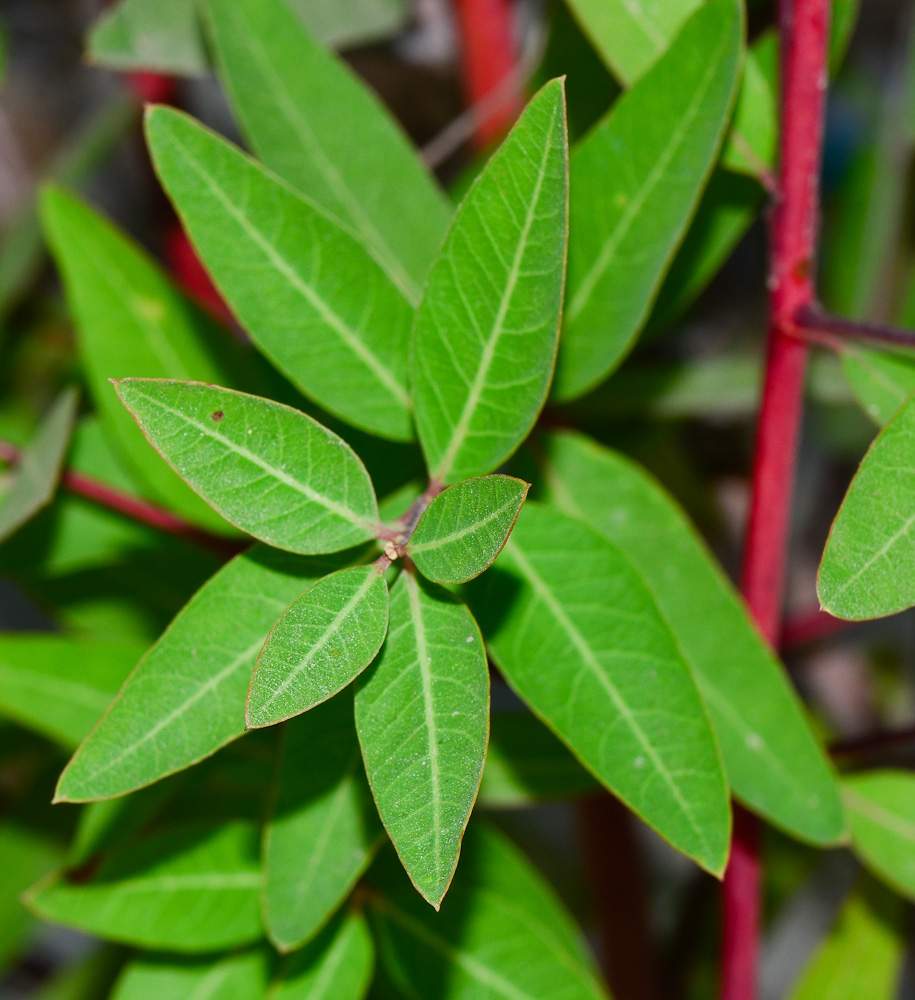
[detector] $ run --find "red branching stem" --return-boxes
[781,606,856,649]
[452,0,522,148]
[723,2,831,999]
[796,305,915,351]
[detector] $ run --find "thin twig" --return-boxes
[796,305,915,351]
[781,607,858,649]
[830,725,915,758]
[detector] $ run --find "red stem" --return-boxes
[781,606,856,649]
[723,2,831,998]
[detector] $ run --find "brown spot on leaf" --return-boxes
[211,410,224,421]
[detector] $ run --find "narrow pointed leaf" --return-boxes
[470,502,730,874]
[0,387,77,543]
[204,0,448,304]
[844,771,915,899]
[819,394,915,619]
[26,821,262,951]
[554,0,742,399]
[841,345,915,426]
[540,432,845,845]
[115,379,379,554]
[412,80,569,484]
[368,824,608,1000]
[89,0,207,76]
[145,107,414,441]
[408,475,529,585]
[112,949,271,1000]
[722,42,778,177]
[355,571,489,907]
[264,696,382,952]
[57,546,359,802]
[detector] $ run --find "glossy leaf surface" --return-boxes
[27,822,262,951]
[57,547,357,802]
[204,0,447,305]
[112,949,270,1000]
[145,107,415,441]
[115,380,379,553]
[471,502,730,874]
[355,571,489,907]
[248,565,389,728]
[408,475,528,584]
[845,771,915,899]
[555,0,742,400]
[540,432,845,845]
[264,695,381,951]
[412,80,568,484]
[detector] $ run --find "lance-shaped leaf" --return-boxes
[412,80,568,484]
[0,387,77,543]
[819,395,915,619]
[145,107,414,442]
[264,695,382,951]
[89,0,207,76]
[841,345,915,426]
[26,821,262,951]
[368,824,608,1000]
[554,0,742,400]
[115,380,379,554]
[112,949,271,1000]
[470,502,730,874]
[539,432,845,845]
[40,187,246,532]
[407,476,528,585]
[0,636,141,748]
[56,546,358,802]
[271,909,374,1000]
[204,0,448,305]
[844,771,915,899]
[355,571,489,907]
[248,566,388,729]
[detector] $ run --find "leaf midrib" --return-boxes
[846,787,915,844]
[409,494,519,554]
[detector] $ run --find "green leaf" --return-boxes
[539,432,845,845]
[88,0,207,76]
[0,823,62,970]
[412,80,569,484]
[355,571,489,907]
[0,388,77,543]
[204,0,448,305]
[248,566,388,729]
[722,40,778,177]
[408,476,529,585]
[554,0,743,400]
[271,909,374,1000]
[264,695,382,951]
[56,546,359,802]
[114,379,380,554]
[112,949,270,1000]
[844,771,915,899]
[818,395,915,619]
[145,108,416,442]
[841,345,915,426]
[40,186,245,531]
[368,823,608,1000]
[470,502,730,874]
[478,712,598,807]
[0,636,141,748]
[289,0,407,49]
[787,882,902,1000]
[26,821,262,951]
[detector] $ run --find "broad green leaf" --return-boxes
[145,108,415,441]
[0,388,77,543]
[554,0,742,400]
[204,0,447,305]
[27,821,262,951]
[115,380,380,553]
[0,636,141,748]
[112,949,270,1000]
[264,696,382,951]
[0,823,62,970]
[40,187,245,531]
[271,910,374,1000]
[355,571,489,907]
[248,566,388,728]
[368,823,608,1000]
[841,345,915,426]
[539,432,845,845]
[408,476,529,585]
[479,712,598,807]
[819,395,915,619]
[470,502,730,874]
[787,883,902,1000]
[89,0,206,75]
[844,771,915,899]
[56,546,359,802]
[412,80,569,484]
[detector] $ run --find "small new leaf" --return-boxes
[408,475,529,585]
